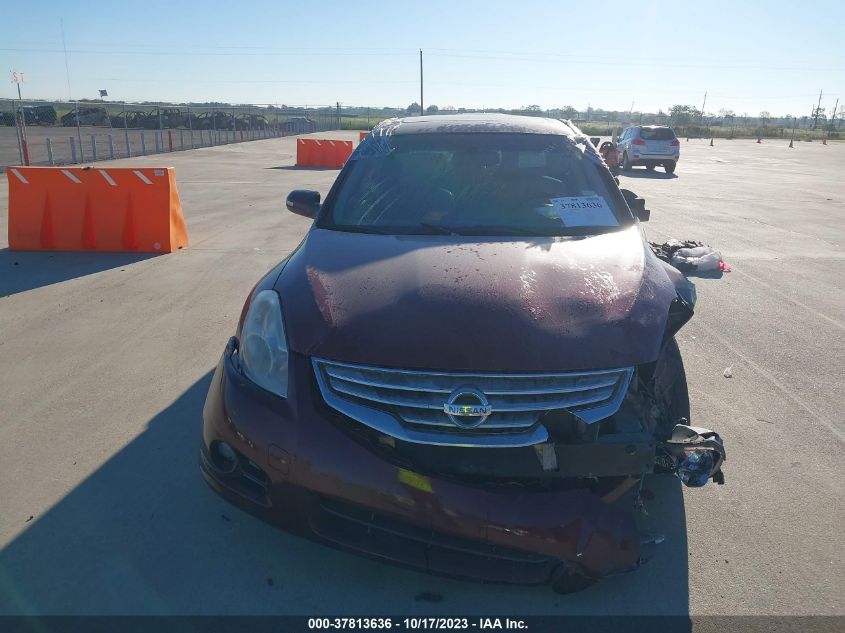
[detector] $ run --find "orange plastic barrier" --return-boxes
[296,139,353,168]
[7,166,189,253]
[359,131,368,142]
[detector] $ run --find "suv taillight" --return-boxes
[632,138,646,145]
[670,139,680,146]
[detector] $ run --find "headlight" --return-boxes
[239,290,289,398]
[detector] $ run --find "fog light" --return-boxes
[676,450,715,487]
[211,441,238,474]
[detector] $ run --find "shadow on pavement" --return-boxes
[620,170,679,180]
[0,372,691,616]
[0,249,158,297]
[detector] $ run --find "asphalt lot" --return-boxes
[0,132,843,616]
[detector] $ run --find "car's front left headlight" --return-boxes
[238,289,289,398]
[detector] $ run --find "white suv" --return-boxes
[617,125,680,174]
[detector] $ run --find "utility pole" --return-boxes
[813,89,823,129]
[419,49,424,116]
[700,91,707,121]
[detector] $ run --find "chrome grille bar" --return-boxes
[313,358,633,448]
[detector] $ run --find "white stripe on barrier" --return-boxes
[10,168,29,184]
[133,170,153,185]
[61,169,82,184]
[98,170,117,186]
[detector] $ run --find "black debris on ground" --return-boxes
[649,239,706,265]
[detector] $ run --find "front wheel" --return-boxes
[664,160,676,174]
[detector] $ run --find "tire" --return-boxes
[622,152,632,171]
[664,160,676,174]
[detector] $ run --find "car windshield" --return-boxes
[640,127,676,141]
[320,133,632,236]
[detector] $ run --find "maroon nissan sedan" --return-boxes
[200,114,726,592]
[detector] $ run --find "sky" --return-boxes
[2,0,843,118]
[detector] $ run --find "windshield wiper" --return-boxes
[416,223,458,235]
[333,225,400,235]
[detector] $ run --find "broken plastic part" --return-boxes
[658,423,726,487]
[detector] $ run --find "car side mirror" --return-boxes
[621,188,650,222]
[286,189,321,219]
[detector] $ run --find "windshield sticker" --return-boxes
[551,196,619,227]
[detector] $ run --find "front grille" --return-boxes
[313,358,632,447]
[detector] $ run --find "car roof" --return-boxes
[374,113,580,137]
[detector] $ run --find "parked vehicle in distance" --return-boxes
[200,113,726,594]
[142,108,186,129]
[110,110,148,128]
[235,113,269,130]
[283,116,316,133]
[60,106,110,127]
[20,105,58,125]
[192,111,234,130]
[617,125,680,173]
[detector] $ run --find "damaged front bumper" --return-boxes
[200,340,726,592]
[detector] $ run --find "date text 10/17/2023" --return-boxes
[307,617,528,630]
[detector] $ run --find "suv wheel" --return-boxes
[664,161,676,174]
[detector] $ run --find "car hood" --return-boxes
[275,226,677,371]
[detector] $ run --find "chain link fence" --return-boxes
[0,100,341,170]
